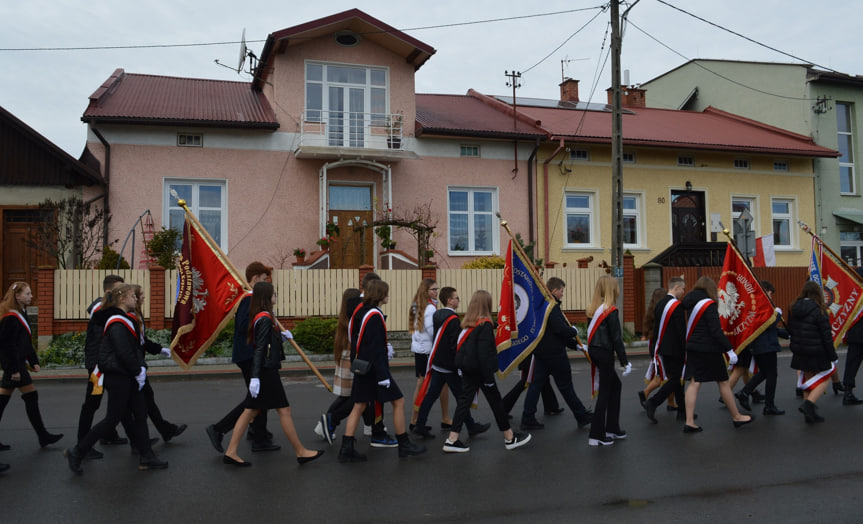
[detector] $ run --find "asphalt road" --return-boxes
[2,354,863,523]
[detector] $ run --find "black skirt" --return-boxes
[1,367,32,389]
[350,372,403,404]
[246,367,289,410]
[684,351,729,383]
[790,352,833,373]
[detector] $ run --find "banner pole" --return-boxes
[176,199,332,392]
[799,220,863,286]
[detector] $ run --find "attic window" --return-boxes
[177,134,202,147]
[734,158,750,169]
[335,31,360,47]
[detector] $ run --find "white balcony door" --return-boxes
[327,86,365,148]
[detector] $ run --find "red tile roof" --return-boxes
[416,92,546,139]
[82,69,279,129]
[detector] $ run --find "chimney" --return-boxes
[559,78,579,103]
[606,85,647,108]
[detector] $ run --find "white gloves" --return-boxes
[483,382,495,388]
[377,378,391,388]
[249,378,261,398]
[160,347,171,357]
[387,343,394,360]
[577,343,588,353]
[726,350,738,366]
[135,366,147,390]
[621,362,632,376]
[281,329,293,340]
[775,307,783,317]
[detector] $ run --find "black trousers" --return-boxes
[212,359,269,441]
[742,352,779,404]
[521,351,588,421]
[451,371,509,434]
[77,373,153,457]
[142,379,177,440]
[647,355,685,411]
[76,368,131,442]
[587,347,622,440]
[415,370,474,428]
[502,366,560,414]
[844,343,863,388]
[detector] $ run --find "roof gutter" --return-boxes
[542,138,566,264]
[91,128,111,250]
[527,138,540,245]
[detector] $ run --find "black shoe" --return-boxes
[520,418,544,430]
[833,382,846,395]
[733,415,755,428]
[0,442,10,451]
[505,432,532,450]
[442,439,470,453]
[138,456,169,470]
[799,400,818,423]
[468,422,492,437]
[576,410,593,428]
[411,425,436,440]
[297,450,325,464]
[39,432,63,448]
[64,447,84,474]
[638,391,647,409]
[338,446,367,463]
[408,424,431,433]
[84,448,104,460]
[100,437,128,446]
[735,391,751,412]
[763,405,785,415]
[222,455,251,467]
[843,389,863,405]
[587,436,614,447]
[397,438,427,458]
[683,425,703,434]
[750,390,766,404]
[440,422,453,430]
[544,407,565,416]
[205,425,224,453]
[163,423,187,443]
[644,400,657,424]
[251,440,281,452]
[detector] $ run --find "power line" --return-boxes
[521,4,608,74]
[0,6,607,52]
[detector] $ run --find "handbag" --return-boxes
[351,358,372,375]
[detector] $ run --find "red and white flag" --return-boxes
[753,235,776,267]
[717,243,777,353]
[170,213,248,369]
[809,237,863,347]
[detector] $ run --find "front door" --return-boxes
[2,208,52,298]
[328,185,374,269]
[671,190,706,243]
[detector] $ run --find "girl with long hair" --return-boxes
[223,281,323,466]
[443,290,531,453]
[408,279,450,430]
[788,280,837,423]
[0,282,63,454]
[639,287,672,410]
[585,276,630,446]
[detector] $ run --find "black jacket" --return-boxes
[251,312,285,377]
[748,315,789,355]
[587,308,628,366]
[654,295,686,358]
[0,310,38,374]
[788,299,836,360]
[431,308,460,371]
[349,305,390,382]
[98,310,145,376]
[455,321,499,384]
[533,301,579,358]
[232,294,254,364]
[681,289,732,354]
[129,313,164,368]
[84,307,115,370]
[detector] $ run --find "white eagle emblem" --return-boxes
[189,266,209,314]
[718,281,744,322]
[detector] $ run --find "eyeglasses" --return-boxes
[429,288,439,291]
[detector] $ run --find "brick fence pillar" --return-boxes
[421,265,437,283]
[623,253,636,329]
[358,265,376,289]
[36,266,56,349]
[149,265,166,330]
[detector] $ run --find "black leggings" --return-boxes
[741,352,778,404]
[77,373,153,457]
[452,371,509,434]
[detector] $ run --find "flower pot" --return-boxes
[295,256,305,265]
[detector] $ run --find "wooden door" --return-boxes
[2,208,52,298]
[671,190,706,243]
[328,185,374,269]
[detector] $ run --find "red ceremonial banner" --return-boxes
[810,239,863,347]
[495,240,517,350]
[717,243,777,353]
[170,215,248,369]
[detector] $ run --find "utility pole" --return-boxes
[610,0,624,321]
[505,70,522,176]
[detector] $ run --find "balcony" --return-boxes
[295,111,418,161]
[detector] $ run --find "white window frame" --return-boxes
[840,231,863,266]
[563,190,598,248]
[773,160,789,171]
[622,192,644,249]
[460,144,480,157]
[570,149,590,161]
[731,196,758,231]
[446,186,499,255]
[837,102,856,195]
[177,133,203,147]
[163,179,228,251]
[678,155,694,167]
[733,158,750,170]
[770,197,796,249]
[622,151,636,164]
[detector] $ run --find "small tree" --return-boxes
[146,227,182,269]
[27,196,112,268]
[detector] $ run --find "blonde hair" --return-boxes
[586,276,619,318]
[462,290,493,328]
[408,279,436,333]
[0,282,29,316]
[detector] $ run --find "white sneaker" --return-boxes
[314,421,325,440]
[442,439,470,453]
[504,432,531,450]
[588,436,614,446]
[605,430,627,440]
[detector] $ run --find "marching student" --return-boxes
[502,357,562,418]
[129,284,187,443]
[443,290,530,453]
[412,287,490,439]
[520,277,592,431]
[788,281,837,423]
[409,279,451,431]
[206,262,279,454]
[681,276,753,433]
[222,281,324,466]
[585,276,630,446]
[338,280,426,462]
[841,267,863,405]
[0,282,63,451]
[643,277,687,423]
[735,281,788,415]
[65,284,167,474]
[638,287,668,412]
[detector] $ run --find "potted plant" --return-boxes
[316,236,334,250]
[386,111,403,149]
[293,247,306,264]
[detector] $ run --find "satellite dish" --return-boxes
[237,28,247,73]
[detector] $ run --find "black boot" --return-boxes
[798,400,817,423]
[832,382,846,395]
[396,432,427,458]
[64,446,84,475]
[843,387,863,405]
[138,452,169,470]
[21,391,63,447]
[337,436,366,463]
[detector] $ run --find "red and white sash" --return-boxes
[414,312,458,411]
[587,304,616,398]
[685,298,713,341]
[104,314,137,337]
[4,310,31,335]
[355,308,386,359]
[797,362,836,392]
[647,298,681,382]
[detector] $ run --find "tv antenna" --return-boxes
[215,28,257,74]
[560,56,589,83]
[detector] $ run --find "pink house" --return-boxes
[80,9,544,270]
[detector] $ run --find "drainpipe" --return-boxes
[527,138,540,245]
[91,128,111,250]
[542,138,566,264]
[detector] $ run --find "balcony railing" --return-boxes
[299,111,404,151]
